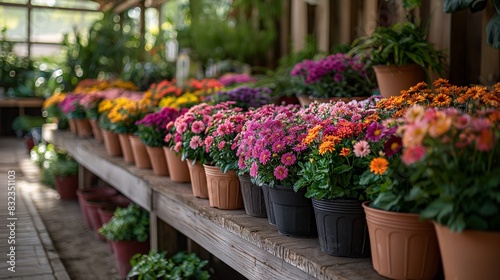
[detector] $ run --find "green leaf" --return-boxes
[478,202,498,216]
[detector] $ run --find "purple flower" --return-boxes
[281,152,296,166]
[259,149,271,165]
[366,122,386,142]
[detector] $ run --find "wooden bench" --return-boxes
[42,124,383,280]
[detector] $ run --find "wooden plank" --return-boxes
[316,0,330,52]
[291,0,307,51]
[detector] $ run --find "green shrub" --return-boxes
[99,204,149,242]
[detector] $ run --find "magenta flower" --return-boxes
[366,122,386,142]
[281,152,296,166]
[272,141,285,153]
[274,165,288,181]
[217,141,226,150]
[259,149,271,165]
[383,136,402,157]
[250,162,259,177]
[191,121,205,134]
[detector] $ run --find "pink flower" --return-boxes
[164,134,172,143]
[189,136,202,150]
[475,129,494,152]
[281,152,296,166]
[191,121,205,134]
[204,136,214,152]
[238,158,246,170]
[250,162,258,177]
[353,140,370,157]
[453,114,471,129]
[259,149,271,165]
[272,141,285,153]
[402,145,426,165]
[217,141,226,150]
[174,142,182,152]
[176,122,187,134]
[274,165,288,180]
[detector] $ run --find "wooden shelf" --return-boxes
[43,124,383,280]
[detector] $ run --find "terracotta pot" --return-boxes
[110,240,150,278]
[97,205,117,226]
[373,64,426,98]
[297,95,367,107]
[129,135,152,169]
[146,146,169,176]
[77,187,118,229]
[434,223,500,280]
[203,165,243,210]
[68,118,77,134]
[163,147,190,183]
[186,159,208,198]
[111,194,133,208]
[54,175,79,200]
[118,133,135,164]
[85,198,114,240]
[88,119,102,142]
[74,118,93,138]
[363,202,441,279]
[101,129,122,156]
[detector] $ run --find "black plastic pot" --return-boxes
[312,198,370,257]
[269,185,317,237]
[261,184,276,225]
[238,174,267,218]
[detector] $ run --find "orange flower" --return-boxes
[370,157,389,175]
[303,125,322,145]
[433,78,451,88]
[432,94,452,107]
[318,141,335,155]
[339,147,350,157]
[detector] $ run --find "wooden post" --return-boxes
[280,0,291,56]
[78,165,96,190]
[291,0,307,51]
[338,0,352,44]
[316,0,330,52]
[427,0,451,79]
[363,0,378,36]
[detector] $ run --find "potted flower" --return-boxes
[290,53,375,106]
[400,105,500,280]
[49,152,79,200]
[99,204,150,279]
[43,93,68,130]
[135,107,184,176]
[208,86,272,111]
[171,102,234,196]
[237,104,318,236]
[128,250,211,280]
[59,94,93,137]
[349,19,446,98]
[97,99,123,156]
[203,107,248,210]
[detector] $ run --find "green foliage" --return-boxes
[136,125,164,148]
[99,204,149,242]
[128,250,211,280]
[349,22,446,76]
[12,116,46,133]
[0,27,34,93]
[49,155,78,177]
[30,143,68,188]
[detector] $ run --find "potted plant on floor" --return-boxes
[400,105,500,280]
[294,100,377,257]
[50,152,79,200]
[135,107,184,176]
[237,104,318,236]
[349,1,446,98]
[99,203,150,279]
[128,250,211,280]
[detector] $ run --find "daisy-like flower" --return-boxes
[340,147,351,157]
[432,93,452,107]
[189,136,202,149]
[383,136,402,157]
[281,152,296,166]
[191,121,205,134]
[259,149,271,165]
[274,165,288,180]
[319,140,336,155]
[250,162,258,177]
[272,141,286,153]
[365,122,386,142]
[353,140,370,157]
[369,157,389,175]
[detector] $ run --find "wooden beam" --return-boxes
[291,0,308,52]
[315,0,330,52]
[114,0,141,13]
[363,0,378,35]
[339,0,352,44]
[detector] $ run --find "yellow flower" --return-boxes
[318,141,335,155]
[370,157,388,175]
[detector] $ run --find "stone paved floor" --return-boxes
[0,138,70,280]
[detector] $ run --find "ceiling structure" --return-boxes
[91,0,167,13]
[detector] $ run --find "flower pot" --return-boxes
[238,174,267,218]
[110,194,133,208]
[118,133,135,164]
[146,146,169,176]
[86,198,114,241]
[97,206,117,252]
[68,118,77,134]
[203,165,243,210]
[373,64,426,98]
[163,147,190,183]
[88,119,102,142]
[54,175,79,200]
[110,239,150,279]
[297,95,367,107]
[129,135,152,169]
[24,136,34,154]
[74,118,93,138]
[77,187,119,228]
[101,129,122,156]
[187,159,208,198]
[312,199,370,257]
[274,95,300,105]
[269,185,317,237]
[363,202,441,279]
[434,223,500,280]
[262,184,276,225]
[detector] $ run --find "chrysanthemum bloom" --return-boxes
[274,165,288,180]
[281,152,296,166]
[353,140,370,157]
[366,122,386,142]
[340,147,351,157]
[402,145,426,165]
[383,136,402,157]
[370,157,389,175]
[259,149,271,164]
[191,121,205,134]
[432,94,452,107]
[319,140,336,155]
[250,162,258,177]
[189,136,202,149]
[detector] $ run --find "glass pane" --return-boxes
[0,0,28,4]
[30,43,62,57]
[0,6,28,41]
[13,42,28,57]
[31,0,100,10]
[31,8,102,43]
